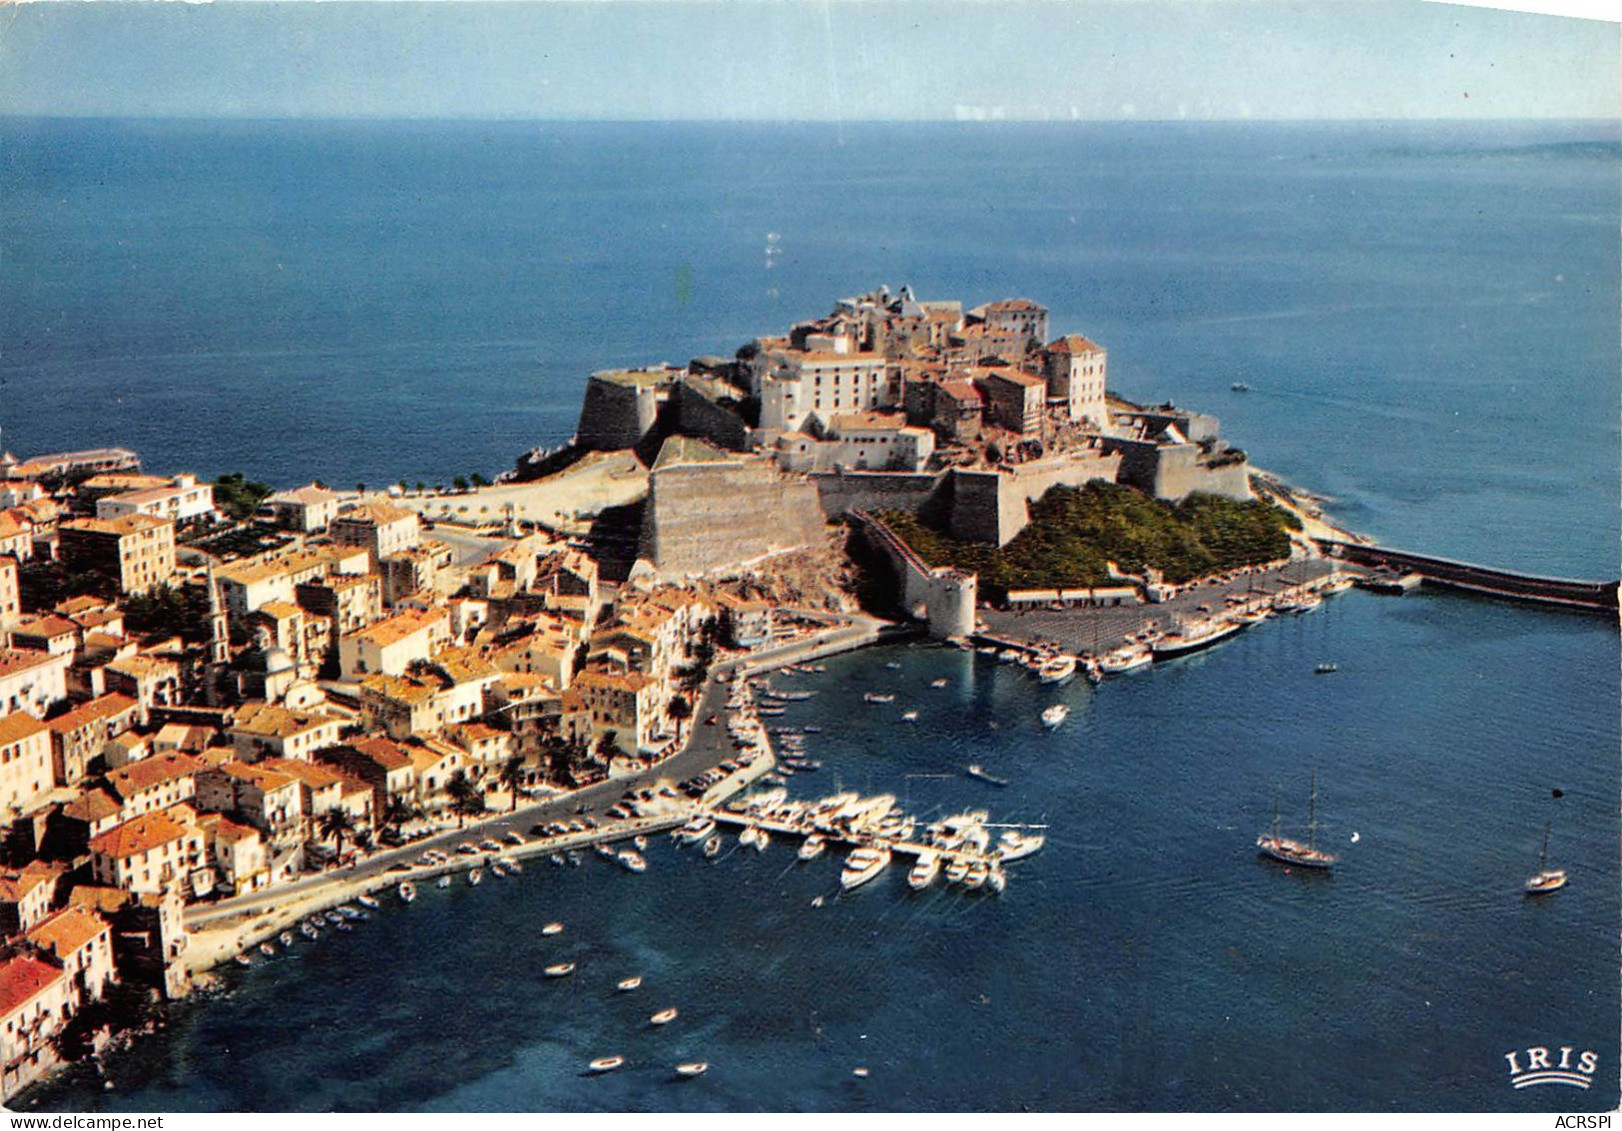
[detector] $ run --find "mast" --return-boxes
[1538,821,1551,871]
[1271,793,1281,843]
[1307,770,1319,851]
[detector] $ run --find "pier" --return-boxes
[1320,540,1619,614]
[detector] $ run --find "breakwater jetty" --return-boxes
[1320,540,1619,615]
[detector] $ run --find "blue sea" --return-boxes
[2,118,1618,1112]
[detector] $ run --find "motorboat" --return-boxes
[965,764,1009,787]
[703,835,721,858]
[542,922,565,936]
[1038,655,1077,684]
[863,692,895,704]
[357,894,380,910]
[1100,648,1152,674]
[436,875,451,889]
[840,846,892,891]
[798,834,826,862]
[931,678,949,688]
[678,816,716,845]
[901,710,919,722]
[398,881,417,903]
[259,942,276,958]
[908,851,941,890]
[279,932,294,947]
[944,857,969,884]
[468,868,483,886]
[650,1008,679,1026]
[544,963,576,978]
[995,829,1046,861]
[987,866,1007,894]
[617,976,642,991]
[676,1062,709,1078]
[1041,704,1068,729]
[234,954,252,968]
[587,1056,624,1074]
[618,850,648,873]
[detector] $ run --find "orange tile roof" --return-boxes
[88,808,194,859]
[576,668,654,694]
[105,752,202,801]
[0,712,47,748]
[336,501,415,526]
[62,514,172,537]
[47,694,139,734]
[197,812,260,842]
[13,615,76,639]
[261,758,344,790]
[351,607,448,648]
[25,907,109,958]
[0,956,65,1017]
[65,885,130,916]
[61,789,122,825]
[347,735,413,772]
[0,649,63,681]
[216,762,297,792]
[0,861,62,903]
[1047,334,1105,354]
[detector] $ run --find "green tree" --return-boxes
[452,476,469,493]
[213,472,274,521]
[470,472,490,488]
[416,481,426,494]
[122,582,211,641]
[383,795,422,835]
[496,754,527,813]
[318,807,357,861]
[668,694,692,722]
[446,770,486,824]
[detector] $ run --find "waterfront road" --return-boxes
[185,616,885,931]
[978,559,1342,655]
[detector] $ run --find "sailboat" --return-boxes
[1256,772,1336,869]
[1524,822,1567,894]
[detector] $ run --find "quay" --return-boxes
[1321,540,1620,614]
[704,806,1007,869]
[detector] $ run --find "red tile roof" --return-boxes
[0,955,65,1017]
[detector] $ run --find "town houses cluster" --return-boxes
[0,447,763,1098]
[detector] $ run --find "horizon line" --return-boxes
[3,112,1619,126]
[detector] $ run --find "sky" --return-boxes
[0,0,1616,121]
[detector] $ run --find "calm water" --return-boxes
[2,118,1618,1111]
[1,118,1617,574]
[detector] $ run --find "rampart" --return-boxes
[639,456,826,576]
[850,510,978,638]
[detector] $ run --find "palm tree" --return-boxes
[496,754,527,813]
[446,769,485,825]
[383,795,421,836]
[318,807,357,863]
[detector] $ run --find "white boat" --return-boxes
[987,866,1007,894]
[1152,619,1244,659]
[618,850,648,873]
[468,868,483,886]
[678,816,716,844]
[930,678,949,688]
[542,922,564,936]
[1525,822,1568,895]
[436,875,451,889]
[798,834,826,862]
[650,1007,679,1026]
[398,881,417,903]
[617,976,642,991]
[908,851,940,890]
[944,857,969,884]
[1041,704,1068,729]
[1100,648,1152,674]
[1038,655,1077,684]
[753,828,770,852]
[841,846,892,890]
[587,1056,624,1074]
[234,954,252,968]
[259,942,276,957]
[863,692,895,704]
[995,829,1046,861]
[1257,773,1337,870]
[544,963,576,978]
[633,836,648,851]
[279,932,294,947]
[738,824,760,849]
[357,894,380,910]
[676,1062,709,1078]
[962,859,990,889]
[901,710,919,722]
[703,835,721,858]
